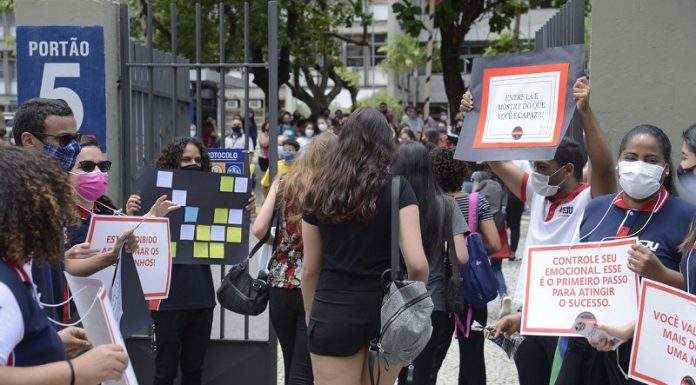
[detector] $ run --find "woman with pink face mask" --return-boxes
[63,138,178,278]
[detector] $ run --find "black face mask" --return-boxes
[232,126,242,133]
[181,164,202,171]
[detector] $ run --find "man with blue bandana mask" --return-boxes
[12,98,81,327]
[13,98,81,172]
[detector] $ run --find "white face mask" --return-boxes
[530,166,568,197]
[305,128,315,138]
[318,123,327,132]
[618,160,665,200]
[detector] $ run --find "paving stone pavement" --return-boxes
[277,216,530,385]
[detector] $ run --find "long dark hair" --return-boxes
[392,142,445,259]
[156,137,212,171]
[304,107,395,223]
[619,124,675,195]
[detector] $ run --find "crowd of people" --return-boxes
[1,73,695,385]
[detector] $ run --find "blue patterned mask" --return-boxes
[42,140,81,172]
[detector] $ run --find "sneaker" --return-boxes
[499,296,512,319]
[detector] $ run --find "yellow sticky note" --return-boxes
[193,242,209,258]
[220,176,234,192]
[213,208,228,224]
[210,243,225,259]
[196,225,211,241]
[226,227,242,243]
[171,242,177,258]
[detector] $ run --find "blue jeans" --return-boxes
[490,259,507,297]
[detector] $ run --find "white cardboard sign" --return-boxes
[629,279,696,385]
[64,274,139,385]
[86,215,172,299]
[521,238,640,336]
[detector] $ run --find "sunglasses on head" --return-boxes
[31,131,82,147]
[78,160,112,173]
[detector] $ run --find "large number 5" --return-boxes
[40,63,84,130]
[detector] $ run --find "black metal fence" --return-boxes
[118,2,279,384]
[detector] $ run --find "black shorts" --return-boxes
[307,289,383,357]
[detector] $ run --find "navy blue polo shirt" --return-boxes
[0,258,65,366]
[579,188,696,271]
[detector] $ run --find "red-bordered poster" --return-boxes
[455,44,584,162]
[629,279,696,385]
[86,215,172,299]
[521,238,640,336]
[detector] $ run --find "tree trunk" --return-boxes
[440,22,466,120]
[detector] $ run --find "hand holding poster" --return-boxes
[455,44,584,161]
[86,215,172,299]
[629,279,696,385]
[521,238,640,336]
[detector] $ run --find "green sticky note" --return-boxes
[210,243,225,259]
[213,208,228,224]
[171,242,176,258]
[193,242,209,258]
[196,225,211,241]
[226,227,242,243]
[220,176,234,192]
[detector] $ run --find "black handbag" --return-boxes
[216,208,279,316]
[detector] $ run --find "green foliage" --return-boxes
[335,66,359,88]
[392,1,422,38]
[378,33,425,75]
[354,91,402,119]
[0,0,14,13]
[483,32,534,56]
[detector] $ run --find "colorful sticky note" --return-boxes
[220,176,234,192]
[170,242,177,258]
[226,227,242,243]
[172,189,187,206]
[213,208,228,224]
[228,209,243,225]
[209,243,225,259]
[196,225,211,241]
[234,177,248,193]
[193,242,209,258]
[180,224,195,241]
[156,171,173,188]
[211,225,226,242]
[184,207,199,223]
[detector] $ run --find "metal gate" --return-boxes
[118,2,280,384]
[535,0,585,146]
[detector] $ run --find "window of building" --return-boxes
[344,33,387,68]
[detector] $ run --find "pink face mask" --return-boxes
[74,171,109,201]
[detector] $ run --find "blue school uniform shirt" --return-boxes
[0,258,65,366]
[579,188,696,272]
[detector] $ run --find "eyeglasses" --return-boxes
[78,160,112,173]
[30,131,82,147]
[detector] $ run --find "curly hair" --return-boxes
[156,137,212,171]
[0,147,79,265]
[279,133,337,228]
[430,147,469,193]
[304,107,395,223]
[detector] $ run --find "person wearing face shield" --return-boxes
[462,77,618,385]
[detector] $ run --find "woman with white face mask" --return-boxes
[550,124,696,385]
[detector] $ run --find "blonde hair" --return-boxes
[280,133,337,228]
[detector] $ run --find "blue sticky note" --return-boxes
[184,207,199,223]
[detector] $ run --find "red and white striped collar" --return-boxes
[613,186,669,213]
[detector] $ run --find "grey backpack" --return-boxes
[369,177,434,385]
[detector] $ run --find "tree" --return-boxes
[392,0,579,119]
[124,0,372,116]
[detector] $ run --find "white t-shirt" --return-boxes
[0,282,25,366]
[297,136,312,149]
[225,134,254,152]
[512,173,592,304]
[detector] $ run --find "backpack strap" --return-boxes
[468,192,479,234]
[390,176,401,281]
